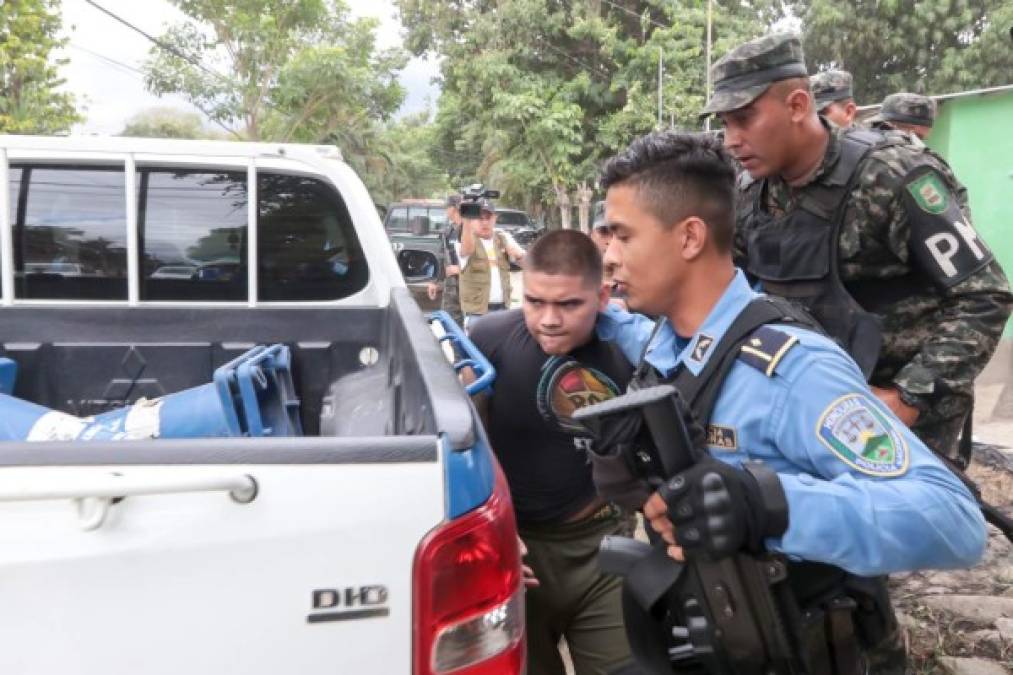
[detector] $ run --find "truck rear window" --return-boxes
[8,165,128,300]
[7,164,368,303]
[139,169,249,301]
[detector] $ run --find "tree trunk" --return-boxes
[555,186,572,230]
[576,182,594,233]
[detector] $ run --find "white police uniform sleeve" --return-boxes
[763,333,986,576]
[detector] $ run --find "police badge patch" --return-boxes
[816,394,909,476]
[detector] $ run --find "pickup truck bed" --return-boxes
[0,290,441,439]
[0,290,516,674]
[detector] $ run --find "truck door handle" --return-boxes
[0,472,258,531]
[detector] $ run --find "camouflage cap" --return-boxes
[810,70,854,110]
[702,33,808,115]
[868,93,937,127]
[478,198,495,213]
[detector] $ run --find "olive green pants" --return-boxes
[520,508,635,675]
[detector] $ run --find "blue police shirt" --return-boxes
[597,269,986,577]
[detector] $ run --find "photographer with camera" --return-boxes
[583,131,985,675]
[456,186,525,330]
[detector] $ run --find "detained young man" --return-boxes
[468,230,635,675]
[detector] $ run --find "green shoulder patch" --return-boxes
[906,171,950,215]
[816,394,909,477]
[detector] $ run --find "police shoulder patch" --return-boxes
[906,171,950,215]
[738,325,799,377]
[816,394,909,477]
[902,167,993,289]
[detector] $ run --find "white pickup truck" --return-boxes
[0,135,524,674]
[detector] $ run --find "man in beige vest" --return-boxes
[457,198,525,330]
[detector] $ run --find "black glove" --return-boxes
[578,401,656,510]
[658,459,788,560]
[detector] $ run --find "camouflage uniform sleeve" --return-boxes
[855,155,1013,403]
[732,177,756,272]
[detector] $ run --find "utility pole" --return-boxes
[658,47,664,128]
[704,0,713,131]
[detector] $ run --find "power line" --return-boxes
[70,42,145,76]
[82,0,230,85]
[67,41,240,138]
[598,0,675,32]
[79,0,256,139]
[532,37,613,82]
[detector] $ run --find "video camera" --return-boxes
[458,184,500,219]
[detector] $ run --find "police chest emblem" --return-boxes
[690,334,715,363]
[816,394,909,476]
[707,425,738,451]
[907,172,950,215]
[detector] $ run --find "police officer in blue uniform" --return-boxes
[592,131,985,672]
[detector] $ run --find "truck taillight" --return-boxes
[413,462,525,674]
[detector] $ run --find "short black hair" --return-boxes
[525,230,603,288]
[599,131,736,251]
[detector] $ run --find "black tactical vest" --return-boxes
[626,299,897,674]
[737,129,903,379]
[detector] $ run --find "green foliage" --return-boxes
[397,0,779,211]
[142,0,407,143]
[798,0,1013,103]
[357,112,451,205]
[0,0,82,134]
[120,106,222,139]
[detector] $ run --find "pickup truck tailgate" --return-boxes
[0,453,443,674]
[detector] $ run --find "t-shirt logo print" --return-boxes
[536,356,621,433]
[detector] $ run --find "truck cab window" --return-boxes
[386,206,408,232]
[138,169,248,301]
[8,165,127,300]
[257,172,368,302]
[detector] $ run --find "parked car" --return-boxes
[383,199,450,310]
[0,134,524,675]
[494,207,542,248]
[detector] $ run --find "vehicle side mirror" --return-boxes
[397,249,439,283]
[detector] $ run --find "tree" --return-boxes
[0,0,82,134]
[142,0,407,144]
[797,0,1013,103]
[397,0,781,216]
[361,112,450,205]
[120,106,221,139]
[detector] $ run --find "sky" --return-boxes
[57,0,441,135]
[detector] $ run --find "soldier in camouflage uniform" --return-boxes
[703,33,1012,461]
[867,92,937,141]
[810,69,858,128]
[429,194,465,326]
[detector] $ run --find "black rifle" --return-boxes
[940,453,1013,543]
[573,384,847,675]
